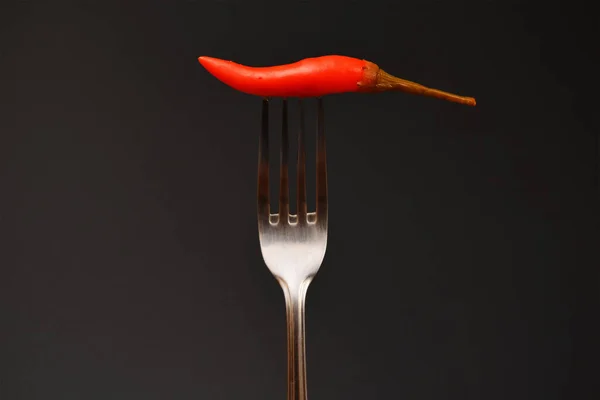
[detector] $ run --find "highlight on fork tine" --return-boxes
[279,99,290,219]
[256,99,271,220]
[315,98,328,221]
[296,100,307,219]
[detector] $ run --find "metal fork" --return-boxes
[257,98,328,400]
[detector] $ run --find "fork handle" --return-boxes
[281,279,311,400]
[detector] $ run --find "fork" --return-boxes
[257,98,328,400]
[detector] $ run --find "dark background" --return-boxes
[0,0,597,399]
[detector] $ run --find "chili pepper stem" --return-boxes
[376,69,476,106]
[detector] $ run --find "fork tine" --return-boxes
[316,98,328,223]
[296,100,307,222]
[279,99,290,222]
[257,99,270,224]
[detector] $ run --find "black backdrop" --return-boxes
[1,0,597,399]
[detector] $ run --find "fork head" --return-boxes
[257,98,328,288]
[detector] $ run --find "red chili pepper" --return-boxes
[198,55,476,106]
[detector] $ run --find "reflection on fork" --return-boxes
[257,98,328,400]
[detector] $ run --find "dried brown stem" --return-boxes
[357,60,476,106]
[376,69,476,106]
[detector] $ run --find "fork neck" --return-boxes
[280,278,311,400]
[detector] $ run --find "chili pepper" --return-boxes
[198,55,476,106]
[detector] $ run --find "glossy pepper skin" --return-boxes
[198,55,476,106]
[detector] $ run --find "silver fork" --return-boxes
[257,98,328,400]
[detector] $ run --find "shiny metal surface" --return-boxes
[257,98,328,400]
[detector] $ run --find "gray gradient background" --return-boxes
[0,0,597,399]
